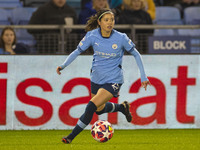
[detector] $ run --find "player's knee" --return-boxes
[95,105,106,115]
[96,111,103,115]
[85,101,97,113]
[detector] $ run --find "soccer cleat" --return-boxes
[62,135,72,144]
[121,101,132,122]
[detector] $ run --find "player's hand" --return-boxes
[56,66,62,75]
[141,80,151,91]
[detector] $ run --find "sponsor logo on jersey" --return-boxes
[95,51,116,58]
[112,44,118,49]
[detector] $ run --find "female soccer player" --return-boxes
[56,9,151,144]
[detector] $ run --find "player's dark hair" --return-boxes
[85,9,114,32]
[0,27,16,50]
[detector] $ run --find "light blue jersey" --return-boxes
[60,28,148,84]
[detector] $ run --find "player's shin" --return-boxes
[96,102,124,115]
[62,101,97,143]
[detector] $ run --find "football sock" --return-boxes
[69,101,97,140]
[96,102,125,115]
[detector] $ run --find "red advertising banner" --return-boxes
[0,55,199,130]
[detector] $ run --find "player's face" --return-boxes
[2,29,15,46]
[98,13,115,34]
[53,0,66,7]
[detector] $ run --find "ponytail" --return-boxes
[85,14,99,32]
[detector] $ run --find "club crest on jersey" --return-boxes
[112,83,119,91]
[112,44,118,49]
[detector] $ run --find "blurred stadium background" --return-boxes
[0,0,199,54]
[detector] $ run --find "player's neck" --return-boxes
[101,30,111,38]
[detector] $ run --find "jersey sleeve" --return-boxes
[59,48,81,69]
[77,32,93,52]
[59,32,93,69]
[122,34,135,52]
[122,34,148,82]
[129,48,148,82]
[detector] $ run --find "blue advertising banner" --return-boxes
[148,36,191,53]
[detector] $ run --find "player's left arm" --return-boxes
[122,34,151,90]
[128,47,151,90]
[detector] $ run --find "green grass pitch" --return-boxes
[0,129,199,150]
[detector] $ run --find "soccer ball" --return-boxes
[91,120,114,143]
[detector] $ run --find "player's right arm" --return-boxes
[56,32,93,75]
[56,49,82,75]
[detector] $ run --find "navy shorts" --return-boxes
[91,82,122,97]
